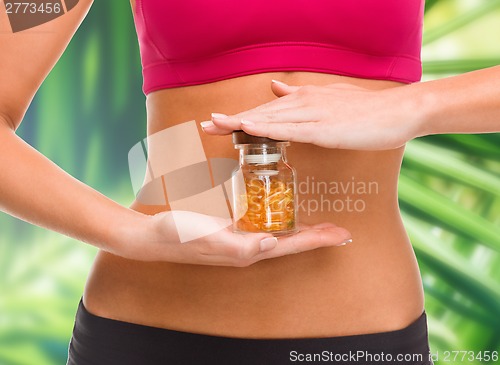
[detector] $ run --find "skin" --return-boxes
[1,0,497,340]
[0,0,351,337]
[203,68,500,147]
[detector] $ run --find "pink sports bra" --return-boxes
[133,0,424,94]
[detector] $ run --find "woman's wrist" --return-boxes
[100,206,156,259]
[402,67,500,138]
[401,81,439,140]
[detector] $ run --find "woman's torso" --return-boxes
[83,71,424,339]
[83,0,424,339]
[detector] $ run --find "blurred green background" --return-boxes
[1,0,499,364]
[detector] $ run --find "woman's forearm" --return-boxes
[205,66,500,150]
[0,120,352,265]
[0,0,351,266]
[0,120,147,253]
[0,0,150,257]
[411,65,500,136]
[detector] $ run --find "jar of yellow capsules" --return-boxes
[232,131,297,236]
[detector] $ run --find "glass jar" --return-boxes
[231,131,297,236]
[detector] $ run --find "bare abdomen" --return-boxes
[83,72,425,338]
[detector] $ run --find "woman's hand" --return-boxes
[115,210,352,267]
[202,80,423,150]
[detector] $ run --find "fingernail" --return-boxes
[338,239,352,246]
[241,119,255,126]
[260,237,278,251]
[200,120,214,129]
[272,79,288,87]
[211,113,228,120]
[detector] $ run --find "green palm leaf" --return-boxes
[399,174,500,252]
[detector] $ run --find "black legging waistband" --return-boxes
[68,299,432,365]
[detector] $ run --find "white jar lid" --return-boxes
[250,169,279,176]
[244,153,281,164]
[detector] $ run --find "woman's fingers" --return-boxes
[200,116,233,135]
[201,81,370,136]
[191,229,278,267]
[241,225,351,265]
[255,225,352,261]
[210,102,300,128]
[324,82,371,91]
[240,119,319,143]
[271,79,300,97]
[201,81,308,135]
[308,222,339,230]
[192,222,350,267]
[203,106,322,141]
